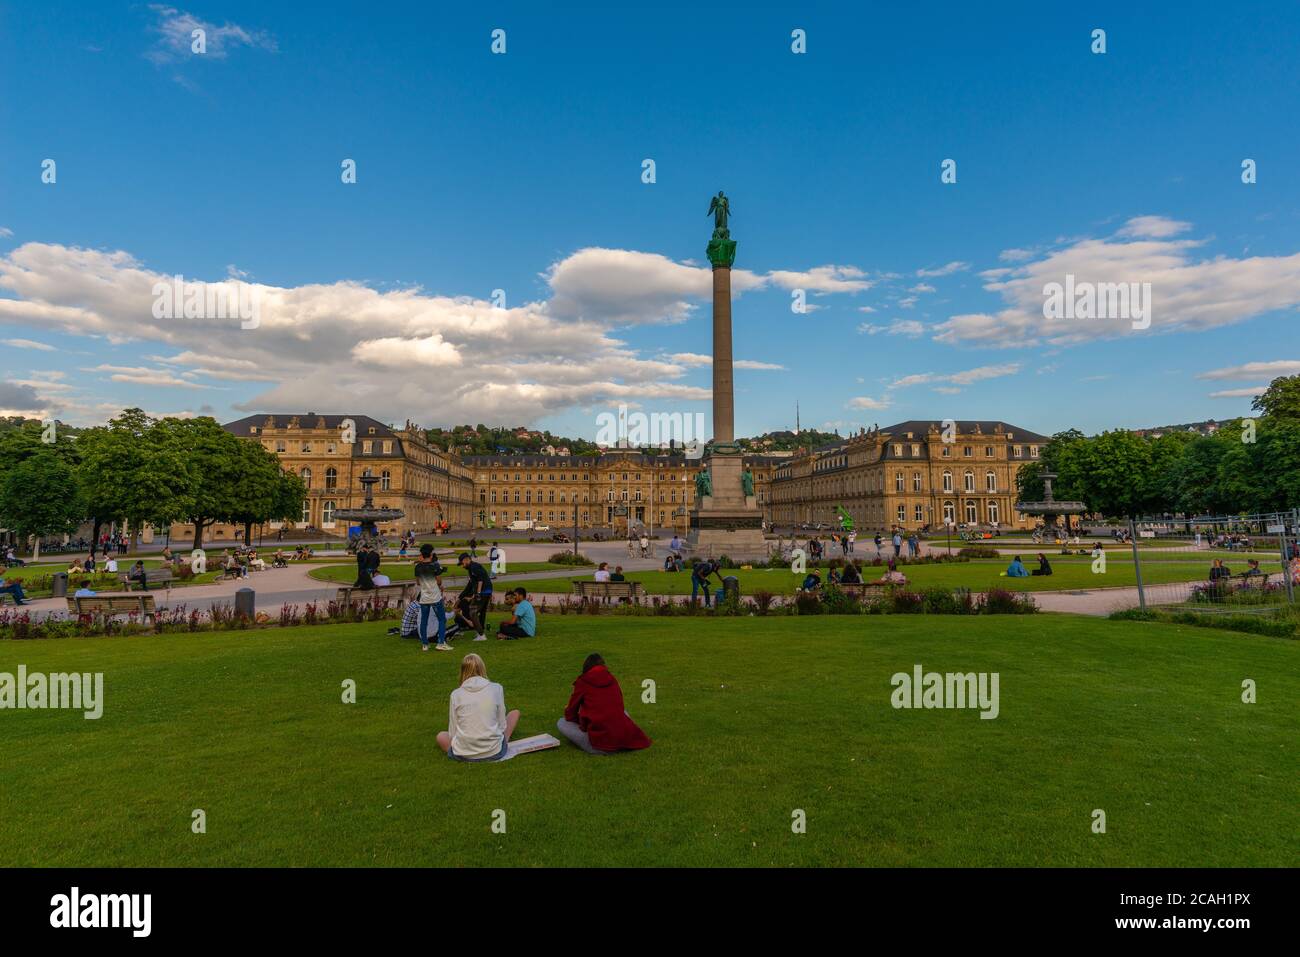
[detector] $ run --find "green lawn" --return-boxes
[1,615,1295,866]
[507,558,1284,595]
[1,560,222,597]
[307,561,576,584]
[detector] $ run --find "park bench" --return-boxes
[832,581,895,598]
[119,568,174,591]
[334,582,416,606]
[66,593,158,625]
[572,580,645,602]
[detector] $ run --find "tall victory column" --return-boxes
[686,192,767,560]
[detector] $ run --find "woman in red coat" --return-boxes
[557,654,652,754]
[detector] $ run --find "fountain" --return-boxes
[333,474,405,552]
[1014,471,1087,536]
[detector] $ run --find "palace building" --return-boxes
[462,449,782,535]
[769,420,1051,531]
[170,413,475,543]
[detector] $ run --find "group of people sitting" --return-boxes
[66,553,118,575]
[387,546,536,649]
[1005,554,1053,577]
[1208,558,1264,582]
[435,652,651,761]
[798,559,904,592]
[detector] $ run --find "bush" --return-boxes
[820,586,863,615]
[749,590,776,616]
[921,587,975,615]
[548,551,594,566]
[793,591,823,615]
[888,590,925,614]
[958,546,1000,559]
[979,589,1038,614]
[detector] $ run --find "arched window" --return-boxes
[963,470,975,493]
[987,502,1000,525]
[965,501,978,524]
[299,467,312,487]
[942,471,953,493]
[301,499,311,524]
[322,500,336,524]
[381,470,391,491]
[325,467,337,490]
[985,470,996,492]
[943,501,955,525]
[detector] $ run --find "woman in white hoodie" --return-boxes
[436,654,520,762]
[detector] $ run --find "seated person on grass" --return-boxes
[827,567,842,585]
[73,580,96,598]
[840,562,862,584]
[557,653,652,755]
[436,653,519,763]
[800,570,822,592]
[1243,559,1263,578]
[1031,553,1053,576]
[877,559,907,585]
[496,587,537,640]
[1005,556,1029,578]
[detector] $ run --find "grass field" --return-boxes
[1,615,1295,867]
[506,558,1284,595]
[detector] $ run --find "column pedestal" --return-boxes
[686,453,766,561]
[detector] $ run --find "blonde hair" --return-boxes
[459,653,487,685]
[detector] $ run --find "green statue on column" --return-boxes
[706,191,736,267]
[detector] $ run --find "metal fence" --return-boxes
[1123,511,1298,613]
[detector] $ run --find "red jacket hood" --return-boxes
[576,664,616,689]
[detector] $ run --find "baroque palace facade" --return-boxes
[462,449,782,535]
[175,414,1049,542]
[171,414,475,542]
[769,420,1051,532]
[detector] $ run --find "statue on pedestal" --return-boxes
[741,469,754,497]
[695,470,712,498]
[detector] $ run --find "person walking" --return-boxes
[892,531,902,559]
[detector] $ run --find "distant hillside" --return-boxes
[1129,419,1224,438]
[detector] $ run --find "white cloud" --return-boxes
[1209,387,1266,399]
[887,363,1021,392]
[1116,215,1192,239]
[765,265,873,293]
[145,4,277,64]
[1,338,54,351]
[998,248,1036,263]
[932,223,1300,348]
[887,320,926,338]
[1198,360,1300,380]
[916,261,969,277]
[909,283,936,294]
[665,352,782,370]
[848,395,890,410]
[0,227,13,239]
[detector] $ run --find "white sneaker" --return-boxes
[421,645,429,652]
[474,634,486,641]
[435,643,452,651]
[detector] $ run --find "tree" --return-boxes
[1251,375,1300,421]
[0,453,85,558]
[77,409,197,552]
[153,417,248,550]
[226,441,307,545]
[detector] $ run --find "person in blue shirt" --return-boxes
[691,558,721,607]
[73,580,97,597]
[0,569,30,605]
[1005,556,1030,578]
[496,587,537,639]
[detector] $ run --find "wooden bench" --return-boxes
[334,582,416,605]
[832,581,895,597]
[572,580,645,602]
[118,568,174,591]
[66,593,158,625]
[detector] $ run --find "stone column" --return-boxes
[712,263,734,445]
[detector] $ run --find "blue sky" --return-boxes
[1,0,1298,440]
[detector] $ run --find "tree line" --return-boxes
[0,409,307,556]
[1017,376,1300,520]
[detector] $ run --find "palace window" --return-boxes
[895,471,904,492]
[301,500,312,524]
[912,472,922,491]
[984,446,994,458]
[276,439,286,452]
[897,504,906,523]
[941,446,951,458]
[914,504,924,522]
[943,501,955,525]
[988,502,1000,524]
[962,446,972,457]
[893,444,903,456]
[327,442,336,454]
[381,470,392,491]
[911,444,920,456]
[965,501,977,524]
[942,471,953,493]
[964,471,975,493]
[324,467,337,490]
[300,467,312,487]
[362,441,372,454]
[383,441,393,454]
[322,500,336,524]
[985,471,996,492]
[1030,446,1039,458]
